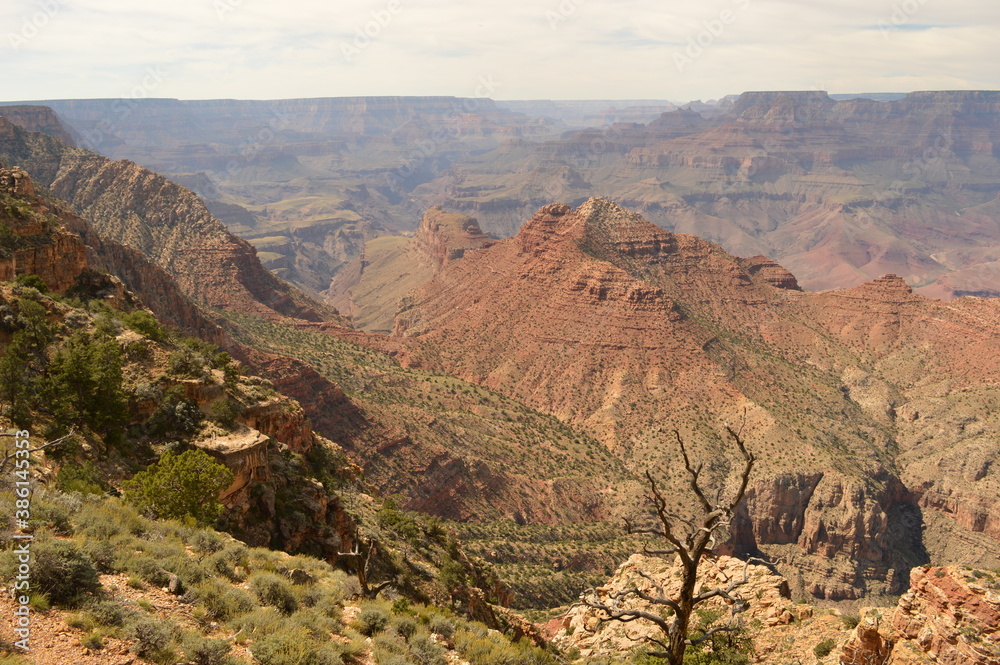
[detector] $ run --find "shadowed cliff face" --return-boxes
[392,198,1000,599]
[0,115,330,322]
[0,105,76,146]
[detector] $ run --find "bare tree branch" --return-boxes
[578,419,757,664]
[0,430,75,474]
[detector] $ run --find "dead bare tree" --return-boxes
[0,430,75,474]
[579,421,756,665]
[337,537,396,599]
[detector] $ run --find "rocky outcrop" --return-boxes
[890,567,1000,665]
[0,165,89,293]
[228,346,348,439]
[840,566,1000,665]
[198,428,272,506]
[325,206,494,332]
[0,105,76,146]
[839,615,895,665]
[413,206,494,270]
[552,554,795,660]
[242,396,315,455]
[741,255,801,290]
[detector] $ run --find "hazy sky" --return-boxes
[2,0,998,102]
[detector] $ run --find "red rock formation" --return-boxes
[0,166,88,293]
[325,206,494,331]
[890,567,1000,665]
[413,205,495,270]
[839,567,1000,665]
[0,105,76,146]
[391,198,1000,597]
[740,255,801,290]
[839,615,895,665]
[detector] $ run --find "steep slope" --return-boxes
[326,205,495,331]
[393,198,1000,599]
[0,105,76,145]
[0,115,328,321]
[0,171,556,649]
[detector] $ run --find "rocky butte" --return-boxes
[326,205,494,331]
[392,197,1000,600]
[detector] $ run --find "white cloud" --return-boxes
[0,0,997,101]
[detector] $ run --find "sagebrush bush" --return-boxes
[15,538,101,606]
[372,632,414,665]
[392,615,419,641]
[81,631,104,650]
[289,607,342,641]
[183,634,233,665]
[75,498,147,540]
[814,637,837,658]
[409,631,447,665]
[190,529,224,554]
[249,572,298,615]
[193,579,255,621]
[454,626,557,665]
[86,599,135,627]
[204,551,239,581]
[126,617,174,658]
[355,607,390,636]
[427,614,456,639]
[250,626,342,665]
[230,607,287,639]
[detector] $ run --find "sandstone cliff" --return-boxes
[325,205,494,331]
[840,566,1000,665]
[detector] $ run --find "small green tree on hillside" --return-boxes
[123,449,234,525]
[0,331,32,426]
[44,331,126,432]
